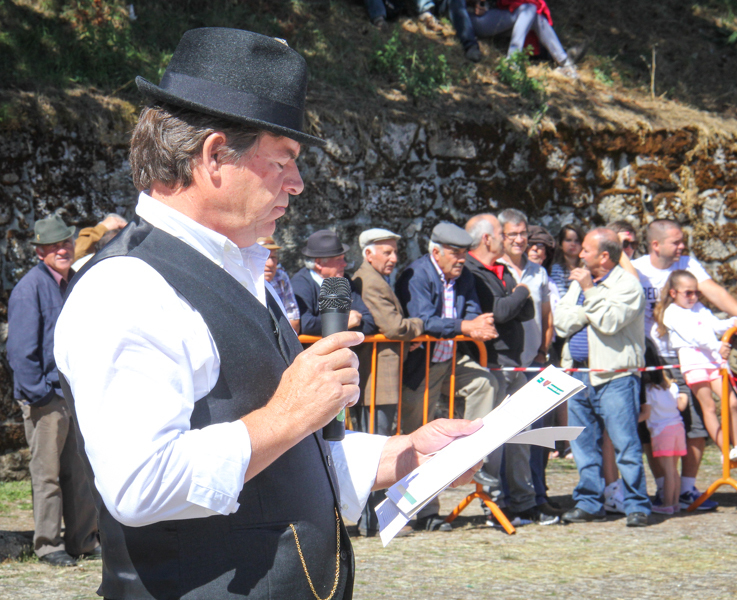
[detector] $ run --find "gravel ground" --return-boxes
[1,445,735,600]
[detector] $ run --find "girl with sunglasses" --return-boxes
[654,270,737,464]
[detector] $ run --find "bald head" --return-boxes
[466,213,504,261]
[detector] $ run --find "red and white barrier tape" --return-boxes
[487,364,681,373]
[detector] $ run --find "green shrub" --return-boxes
[496,47,548,134]
[371,31,452,99]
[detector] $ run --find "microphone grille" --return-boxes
[319,277,353,312]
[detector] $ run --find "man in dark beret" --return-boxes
[55,29,479,599]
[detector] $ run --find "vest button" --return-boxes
[340,550,349,561]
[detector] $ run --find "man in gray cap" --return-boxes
[395,222,500,531]
[352,228,424,536]
[7,214,99,567]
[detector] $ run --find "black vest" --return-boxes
[60,218,354,599]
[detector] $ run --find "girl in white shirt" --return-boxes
[654,270,737,463]
[643,369,688,515]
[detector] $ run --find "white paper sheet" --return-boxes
[379,366,586,542]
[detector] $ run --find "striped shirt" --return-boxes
[429,255,456,363]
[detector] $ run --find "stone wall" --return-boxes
[2,97,737,463]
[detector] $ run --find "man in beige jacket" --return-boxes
[352,228,424,535]
[554,228,651,527]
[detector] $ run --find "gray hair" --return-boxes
[363,243,376,256]
[304,258,316,270]
[428,240,445,255]
[498,208,528,229]
[130,103,263,191]
[466,218,495,250]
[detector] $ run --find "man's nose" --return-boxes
[283,162,304,196]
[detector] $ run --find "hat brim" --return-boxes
[301,243,351,258]
[31,227,75,246]
[136,77,326,148]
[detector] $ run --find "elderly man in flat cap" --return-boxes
[258,235,301,333]
[351,228,424,536]
[8,214,99,567]
[54,29,480,599]
[290,229,377,337]
[395,222,501,531]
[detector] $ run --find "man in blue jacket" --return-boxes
[291,229,377,337]
[7,214,98,567]
[395,222,500,530]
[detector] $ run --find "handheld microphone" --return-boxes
[319,277,353,441]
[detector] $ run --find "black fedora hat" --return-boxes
[136,28,324,147]
[302,230,350,258]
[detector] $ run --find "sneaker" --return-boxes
[651,489,663,508]
[465,45,481,63]
[555,57,579,80]
[515,506,560,526]
[651,505,675,515]
[625,512,649,527]
[604,493,625,514]
[679,487,718,511]
[730,447,737,468]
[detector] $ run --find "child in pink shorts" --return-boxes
[654,270,737,465]
[644,369,688,515]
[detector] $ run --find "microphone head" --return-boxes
[319,277,352,313]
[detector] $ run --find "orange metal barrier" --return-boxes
[298,333,515,534]
[687,325,737,510]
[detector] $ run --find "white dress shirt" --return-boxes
[54,192,386,527]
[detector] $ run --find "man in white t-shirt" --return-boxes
[632,219,737,509]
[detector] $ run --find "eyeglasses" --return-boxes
[622,240,637,249]
[504,231,528,240]
[677,290,699,298]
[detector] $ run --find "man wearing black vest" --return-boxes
[54,29,479,600]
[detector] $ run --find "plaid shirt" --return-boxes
[271,266,300,321]
[430,255,457,363]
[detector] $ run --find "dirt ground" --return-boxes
[0,445,735,600]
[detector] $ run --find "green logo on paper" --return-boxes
[337,409,345,422]
[536,376,563,396]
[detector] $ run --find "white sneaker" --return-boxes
[729,447,737,462]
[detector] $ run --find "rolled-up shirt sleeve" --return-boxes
[55,257,252,526]
[329,431,388,522]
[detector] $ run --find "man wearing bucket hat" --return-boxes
[55,28,480,599]
[291,229,377,337]
[8,214,99,567]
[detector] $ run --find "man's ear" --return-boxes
[314,258,323,274]
[35,246,45,261]
[200,132,228,179]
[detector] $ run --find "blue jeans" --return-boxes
[466,3,568,64]
[364,0,387,21]
[568,373,651,516]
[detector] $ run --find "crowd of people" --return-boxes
[8,209,737,563]
[253,213,737,533]
[361,0,584,76]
